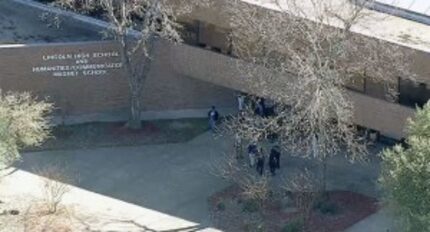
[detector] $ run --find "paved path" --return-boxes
[50,107,236,125]
[345,208,397,232]
[0,169,222,232]
[16,132,231,228]
[1,130,392,231]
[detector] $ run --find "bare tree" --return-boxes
[52,0,209,129]
[35,165,72,215]
[222,0,412,191]
[211,148,270,207]
[282,169,318,231]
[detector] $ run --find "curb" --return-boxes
[51,108,237,126]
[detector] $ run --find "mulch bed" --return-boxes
[209,185,379,232]
[25,118,208,151]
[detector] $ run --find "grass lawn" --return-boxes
[26,118,209,152]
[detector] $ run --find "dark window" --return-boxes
[178,20,232,55]
[197,22,231,55]
[177,20,199,45]
[364,79,393,101]
[346,75,397,102]
[398,78,430,108]
[345,74,366,92]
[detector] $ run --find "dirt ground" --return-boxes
[26,118,209,151]
[209,185,379,232]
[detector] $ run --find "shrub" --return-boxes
[242,221,265,232]
[380,102,430,231]
[282,218,304,232]
[242,199,260,213]
[0,92,52,169]
[216,201,226,211]
[314,200,338,215]
[35,165,72,214]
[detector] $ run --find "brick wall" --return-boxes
[169,40,416,139]
[0,41,236,116]
[0,39,421,139]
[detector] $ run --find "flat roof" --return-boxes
[375,0,430,17]
[242,0,430,53]
[368,0,430,26]
[0,1,101,44]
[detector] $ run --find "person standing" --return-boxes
[237,93,245,112]
[255,98,264,117]
[247,143,257,167]
[271,146,281,169]
[260,98,266,113]
[256,148,265,176]
[255,98,267,117]
[234,133,243,159]
[208,106,219,133]
[269,149,278,176]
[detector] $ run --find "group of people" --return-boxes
[208,93,282,176]
[206,93,278,133]
[247,144,281,176]
[237,93,276,117]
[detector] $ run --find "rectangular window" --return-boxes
[197,21,232,55]
[346,75,399,102]
[177,20,199,45]
[364,79,391,100]
[345,74,366,92]
[398,78,430,108]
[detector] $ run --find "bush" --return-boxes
[243,222,265,232]
[0,92,52,169]
[35,165,71,214]
[242,199,260,213]
[282,218,304,232]
[314,200,338,215]
[380,102,430,231]
[216,201,225,211]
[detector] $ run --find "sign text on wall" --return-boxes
[32,51,123,77]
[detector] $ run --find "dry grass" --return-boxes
[21,202,75,232]
[35,166,72,215]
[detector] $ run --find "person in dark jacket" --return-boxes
[269,149,278,175]
[255,98,265,117]
[256,148,265,176]
[208,106,219,133]
[271,146,281,169]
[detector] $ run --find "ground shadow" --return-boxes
[16,133,386,229]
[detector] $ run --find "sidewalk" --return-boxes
[1,132,231,231]
[0,169,222,232]
[344,208,397,232]
[51,107,236,125]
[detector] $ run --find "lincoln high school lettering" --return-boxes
[32,51,122,77]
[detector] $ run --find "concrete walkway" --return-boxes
[345,208,397,232]
[15,132,232,228]
[0,130,393,231]
[50,107,236,126]
[0,169,221,232]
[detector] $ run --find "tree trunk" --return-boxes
[321,159,327,193]
[128,90,142,129]
[313,134,328,195]
[119,31,155,130]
